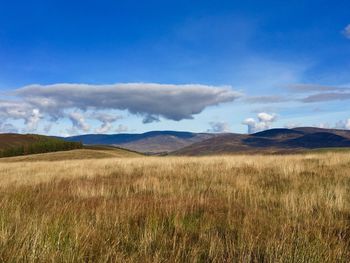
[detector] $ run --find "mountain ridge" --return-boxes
[61,127,350,154]
[173,127,350,155]
[63,130,217,153]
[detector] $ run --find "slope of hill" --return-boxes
[0,146,141,162]
[64,131,216,153]
[0,133,82,158]
[173,128,350,155]
[253,128,304,139]
[293,127,350,139]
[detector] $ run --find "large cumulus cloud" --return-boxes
[0,83,240,132]
[14,83,240,122]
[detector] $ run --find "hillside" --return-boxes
[0,133,82,158]
[173,127,350,155]
[0,146,141,162]
[64,131,216,153]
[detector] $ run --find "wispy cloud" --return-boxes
[68,112,90,132]
[343,24,350,39]
[244,95,289,104]
[91,112,123,133]
[301,92,350,103]
[283,83,350,103]
[287,84,350,93]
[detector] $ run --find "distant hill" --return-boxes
[63,131,216,153]
[0,134,82,158]
[173,128,350,155]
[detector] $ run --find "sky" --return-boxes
[0,0,350,135]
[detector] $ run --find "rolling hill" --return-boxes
[173,128,350,155]
[0,145,141,162]
[7,127,350,157]
[64,131,216,153]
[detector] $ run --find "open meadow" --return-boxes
[0,150,350,262]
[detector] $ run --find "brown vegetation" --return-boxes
[0,152,349,262]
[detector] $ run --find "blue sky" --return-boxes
[0,0,350,135]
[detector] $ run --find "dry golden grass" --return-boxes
[0,148,141,163]
[0,152,350,262]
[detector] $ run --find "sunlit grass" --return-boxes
[0,152,349,262]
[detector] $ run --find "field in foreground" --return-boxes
[0,152,350,262]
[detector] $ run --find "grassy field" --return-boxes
[0,151,350,262]
[0,146,141,162]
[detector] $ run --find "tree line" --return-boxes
[0,138,83,158]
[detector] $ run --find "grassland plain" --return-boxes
[0,152,349,262]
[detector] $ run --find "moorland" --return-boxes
[0,149,349,262]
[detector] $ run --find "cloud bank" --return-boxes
[0,83,240,133]
[14,83,240,122]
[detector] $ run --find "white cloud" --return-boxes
[95,123,113,133]
[92,112,123,133]
[242,112,277,134]
[14,83,241,123]
[0,100,32,121]
[68,112,90,132]
[343,24,350,39]
[0,101,44,132]
[207,121,231,133]
[0,82,240,133]
[25,109,43,132]
[257,112,276,122]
